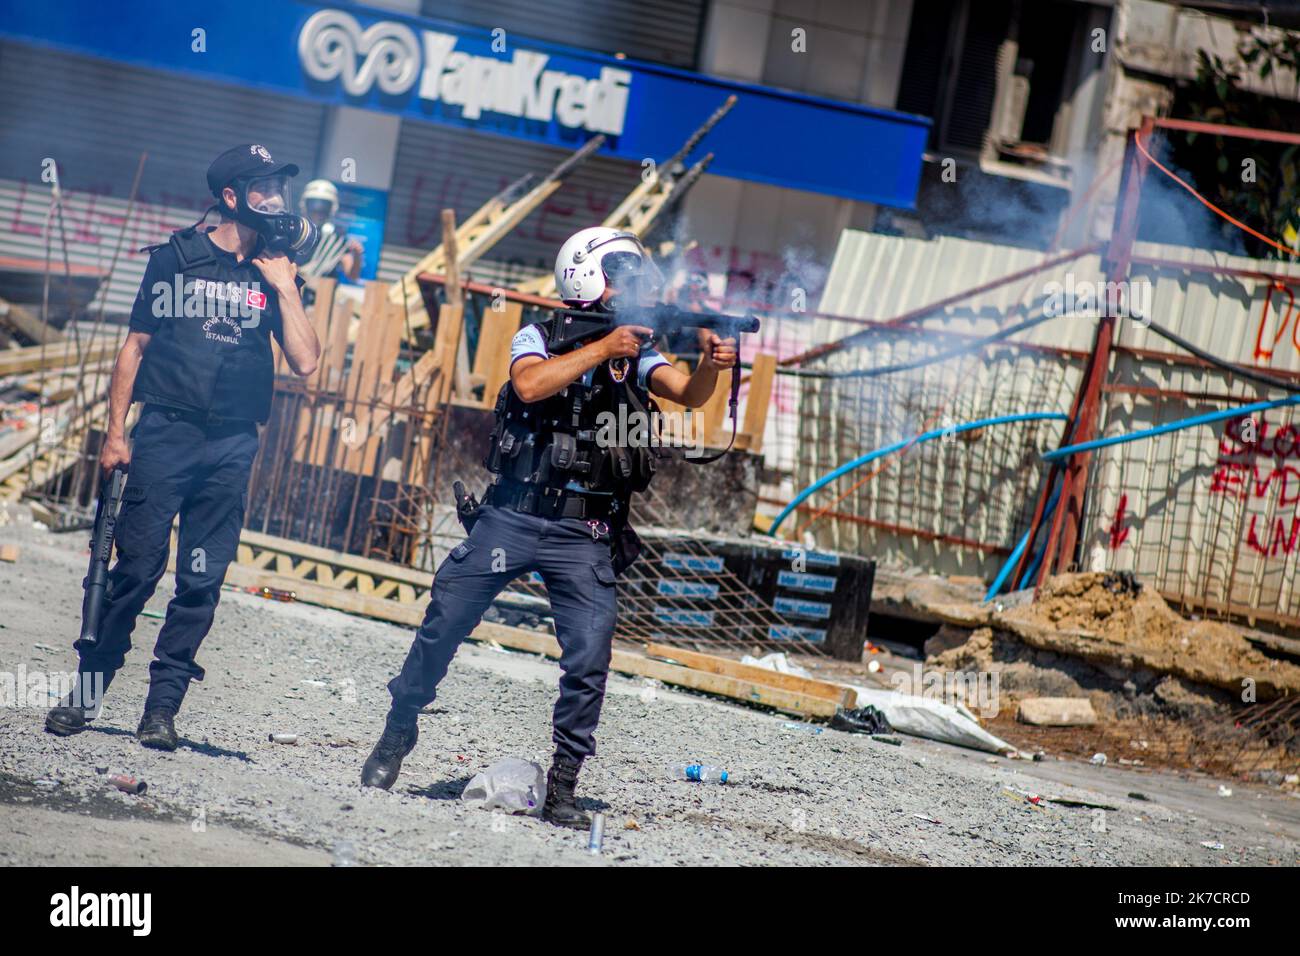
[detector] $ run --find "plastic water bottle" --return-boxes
[670,763,730,784]
[782,721,824,735]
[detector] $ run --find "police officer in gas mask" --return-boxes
[360,227,737,828]
[44,144,321,750]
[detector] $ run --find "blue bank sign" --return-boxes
[298,9,634,136]
[0,0,930,207]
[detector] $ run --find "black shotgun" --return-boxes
[78,466,127,647]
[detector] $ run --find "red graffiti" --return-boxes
[1245,514,1300,557]
[1211,414,1300,559]
[1218,415,1300,462]
[1211,461,1300,506]
[1254,280,1300,362]
[8,178,213,259]
[1107,494,1131,549]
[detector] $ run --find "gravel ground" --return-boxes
[2,511,1298,867]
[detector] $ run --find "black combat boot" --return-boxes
[360,714,419,789]
[45,695,90,736]
[542,754,591,829]
[45,675,105,737]
[137,707,179,751]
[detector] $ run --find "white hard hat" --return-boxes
[554,227,661,305]
[300,178,339,219]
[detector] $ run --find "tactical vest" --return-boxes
[132,229,277,423]
[484,344,658,496]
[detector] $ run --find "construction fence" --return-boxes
[772,227,1300,631]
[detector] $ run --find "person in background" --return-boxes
[297,179,363,284]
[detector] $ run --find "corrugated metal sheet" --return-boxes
[818,230,1105,348]
[0,42,327,205]
[797,231,1096,578]
[0,40,327,318]
[0,179,196,316]
[1082,240,1300,626]
[808,229,1300,622]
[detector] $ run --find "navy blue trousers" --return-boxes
[388,504,619,762]
[76,406,258,712]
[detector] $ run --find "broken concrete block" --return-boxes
[1016,696,1097,726]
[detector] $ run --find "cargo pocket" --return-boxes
[590,561,618,636]
[435,540,476,586]
[111,483,152,559]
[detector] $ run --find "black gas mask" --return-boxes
[229,174,319,259]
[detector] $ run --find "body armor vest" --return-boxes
[133,229,278,423]
[484,342,658,496]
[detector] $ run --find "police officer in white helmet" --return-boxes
[297,179,363,283]
[361,227,736,828]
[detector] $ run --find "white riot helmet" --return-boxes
[300,178,340,221]
[554,227,662,305]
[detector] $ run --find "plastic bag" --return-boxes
[848,685,1016,754]
[461,757,546,813]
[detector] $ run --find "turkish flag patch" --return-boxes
[246,288,267,310]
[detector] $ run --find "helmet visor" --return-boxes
[303,197,334,221]
[601,249,663,303]
[245,175,292,215]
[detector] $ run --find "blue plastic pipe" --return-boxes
[766,412,1071,537]
[984,482,1059,601]
[1042,395,1300,463]
[987,395,1300,599]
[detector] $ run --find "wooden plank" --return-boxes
[239,528,433,589]
[441,208,474,401]
[700,366,732,446]
[295,287,352,466]
[471,300,521,407]
[340,281,402,472]
[0,336,122,376]
[361,346,439,447]
[609,651,840,718]
[741,351,776,455]
[643,642,856,707]
[299,277,337,384]
[0,296,63,345]
[386,199,496,310]
[430,302,463,407]
[472,623,837,717]
[249,549,278,570]
[322,293,353,391]
[223,563,424,627]
[404,181,564,336]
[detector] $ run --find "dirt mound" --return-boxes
[997,573,1300,699]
